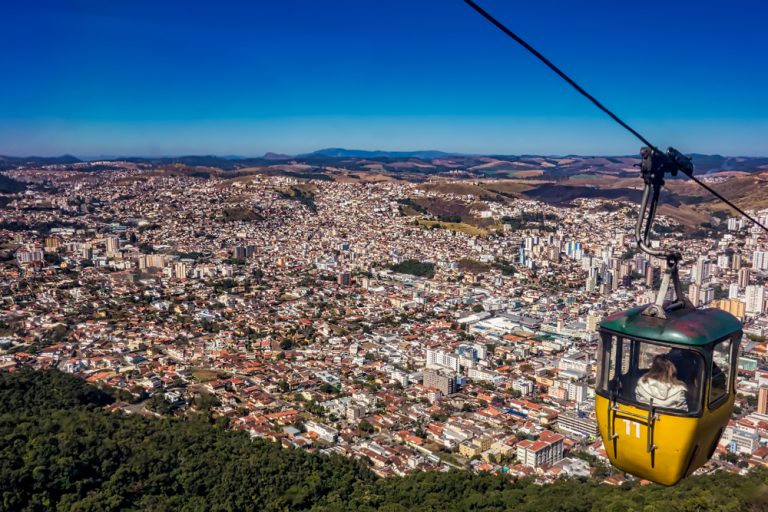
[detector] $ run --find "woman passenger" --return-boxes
[635,355,688,410]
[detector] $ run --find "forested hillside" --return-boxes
[1,369,766,512]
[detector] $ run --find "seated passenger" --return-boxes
[635,355,688,410]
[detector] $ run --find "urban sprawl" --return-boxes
[2,163,768,484]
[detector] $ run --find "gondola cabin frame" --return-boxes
[596,305,742,485]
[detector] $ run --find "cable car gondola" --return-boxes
[594,148,741,485]
[463,0,768,485]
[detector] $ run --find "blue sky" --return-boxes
[2,0,767,157]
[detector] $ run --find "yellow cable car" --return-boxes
[596,306,741,485]
[595,147,742,485]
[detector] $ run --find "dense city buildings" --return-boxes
[1,163,767,483]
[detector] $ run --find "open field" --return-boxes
[191,368,224,382]
[416,219,490,236]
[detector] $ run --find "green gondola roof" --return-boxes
[599,305,742,347]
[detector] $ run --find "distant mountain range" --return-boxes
[3,149,767,226]
[298,148,458,159]
[2,150,768,181]
[0,154,80,172]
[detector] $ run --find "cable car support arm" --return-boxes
[635,147,694,317]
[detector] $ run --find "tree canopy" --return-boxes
[390,260,435,278]
[1,369,767,511]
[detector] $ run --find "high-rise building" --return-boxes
[473,342,488,360]
[15,245,44,265]
[729,283,740,299]
[634,255,648,276]
[426,349,460,372]
[689,283,701,307]
[524,237,535,251]
[346,405,364,422]
[174,261,189,280]
[738,268,752,288]
[390,370,408,387]
[752,251,768,271]
[44,237,61,252]
[745,285,766,316]
[337,271,351,286]
[645,265,658,288]
[423,369,458,396]
[586,312,601,332]
[565,241,582,259]
[146,254,166,268]
[691,255,707,285]
[619,262,632,281]
[106,236,120,254]
[757,386,768,416]
[567,381,589,403]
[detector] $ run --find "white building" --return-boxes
[473,342,488,360]
[516,431,564,468]
[752,251,768,271]
[512,377,535,396]
[426,349,460,372]
[567,381,589,404]
[746,285,766,316]
[305,421,339,443]
[390,370,408,387]
[721,424,760,455]
[468,367,500,384]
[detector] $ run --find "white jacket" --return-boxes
[635,378,687,410]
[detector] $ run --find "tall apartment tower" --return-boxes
[732,254,742,271]
[423,369,458,396]
[691,255,707,286]
[752,251,768,271]
[174,261,189,280]
[758,387,768,416]
[106,236,120,254]
[745,285,766,316]
[738,268,752,288]
[337,271,351,286]
[645,265,658,288]
[689,283,701,308]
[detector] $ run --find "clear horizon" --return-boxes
[6,146,768,161]
[3,1,768,156]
